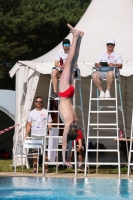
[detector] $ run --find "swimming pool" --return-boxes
[0,177,133,199]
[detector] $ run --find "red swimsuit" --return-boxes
[58,85,75,98]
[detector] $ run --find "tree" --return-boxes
[0,63,15,89]
[0,0,91,62]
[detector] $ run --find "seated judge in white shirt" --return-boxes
[25,96,52,173]
[92,38,123,98]
[50,39,71,99]
[50,39,77,99]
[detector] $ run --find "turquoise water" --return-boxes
[0,177,133,199]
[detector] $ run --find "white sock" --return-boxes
[78,162,82,167]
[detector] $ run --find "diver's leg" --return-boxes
[59,24,80,92]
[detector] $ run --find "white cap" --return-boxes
[106,38,115,44]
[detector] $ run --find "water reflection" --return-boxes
[0,177,133,199]
[118,179,129,199]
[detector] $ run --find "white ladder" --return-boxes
[127,109,133,177]
[84,68,128,177]
[43,68,85,176]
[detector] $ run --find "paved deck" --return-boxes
[0,172,133,179]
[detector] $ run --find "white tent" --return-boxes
[10,0,133,77]
[9,0,133,165]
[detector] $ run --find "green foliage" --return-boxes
[0,0,92,62]
[0,63,15,89]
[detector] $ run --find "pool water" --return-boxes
[0,177,133,199]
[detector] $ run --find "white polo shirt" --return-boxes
[55,48,69,63]
[55,48,77,71]
[96,52,123,65]
[28,108,52,136]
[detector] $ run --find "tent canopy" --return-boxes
[34,0,133,63]
[10,0,133,78]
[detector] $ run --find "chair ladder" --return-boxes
[84,75,128,178]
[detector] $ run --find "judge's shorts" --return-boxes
[52,67,77,77]
[92,71,113,80]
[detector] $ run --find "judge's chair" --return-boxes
[14,137,43,175]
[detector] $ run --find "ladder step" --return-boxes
[45,149,76,152]
[89,123,117,126]
[86,149,118,152]
[91,98,116,100]
[114,138,130,141]
[128,163,133,166]
[44,149,62,151]
[43,161,76,165]
[93,106,117,108]
[90,111,116,113]
[45,136,62,138]
[44,149,75,151]
[85,162,119,165]
[87,136,117,139]
[92,128,118,130]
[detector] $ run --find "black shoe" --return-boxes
[50,92,58,99]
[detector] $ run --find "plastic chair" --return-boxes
[14,137,43,175]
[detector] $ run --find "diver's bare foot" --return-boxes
[67,23,80,37]
[80,31,84,37]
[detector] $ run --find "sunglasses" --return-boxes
[63,44,70,47]
[35,101,43,104]
[107,43,114,46]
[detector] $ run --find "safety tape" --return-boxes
[0,124,19,135]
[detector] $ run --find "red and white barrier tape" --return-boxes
[0,124,19,135]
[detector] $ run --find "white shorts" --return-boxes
[52,66,77,72]
[93,71,114,80]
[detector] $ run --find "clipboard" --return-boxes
[100,62,108,66]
